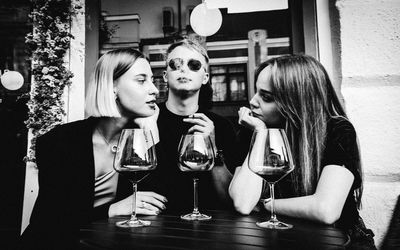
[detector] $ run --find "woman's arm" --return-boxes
[229,107,268,214]
[263,164,354,224]
[229,155,264,214]
[210,163,233,204]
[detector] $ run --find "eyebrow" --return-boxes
[134,74,150,78]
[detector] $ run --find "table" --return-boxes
[80,210,350,249]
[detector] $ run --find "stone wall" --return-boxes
[336,0,400,247]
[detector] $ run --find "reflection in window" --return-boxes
[230,76,246,101]
[211,66,227,74]
[210,64,247,103]
[152,68,168,103]
[229,65,245,73]
[211,75,227,102]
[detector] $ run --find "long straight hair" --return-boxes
[255,55,363,208]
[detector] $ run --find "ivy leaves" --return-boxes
[25,0,80,162]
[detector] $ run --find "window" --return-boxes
[152,67,168,103]
[210,64,247,103]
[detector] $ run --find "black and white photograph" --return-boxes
[0,0,399,249]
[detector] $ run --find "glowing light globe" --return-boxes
[1,70,24,91]
[190,3,222,37]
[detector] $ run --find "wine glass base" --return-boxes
[181,212,211,221]
[116,219,151,228]
[256,220,293,229]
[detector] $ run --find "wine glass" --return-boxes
[248,128,295,229]
[113,128,157,227]
[178,133,215,220]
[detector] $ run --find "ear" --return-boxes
[202,72,209,85]
[162,70,168,83]
[113,84,118,99]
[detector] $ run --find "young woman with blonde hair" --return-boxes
[21,48,167,249]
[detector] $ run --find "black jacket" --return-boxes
[20,117,131,249]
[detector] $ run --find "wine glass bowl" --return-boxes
[248,128,294,229]
[178,134,215,220]
[249,154,292,184]
[179,147,214,172]
[113,129,157,227]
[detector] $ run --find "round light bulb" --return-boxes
[1,70,24,91]
[190,3,222,37]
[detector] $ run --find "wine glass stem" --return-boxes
[131,182,138,221]
[192,178,200,214]
[268,183,277,222]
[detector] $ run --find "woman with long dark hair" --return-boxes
[229,55,375,249]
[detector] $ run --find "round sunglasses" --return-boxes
[167,58,204,72]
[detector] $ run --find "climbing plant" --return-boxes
[25,0,81,162]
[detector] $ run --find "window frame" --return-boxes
[209,63,248,105]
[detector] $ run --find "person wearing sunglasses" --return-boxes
[140,38,240,212]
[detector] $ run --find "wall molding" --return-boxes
[342,75,400,87]
[365,174,400,183]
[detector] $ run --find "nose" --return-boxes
[249,94,259,109]
[179,65,187,72]
[178,61,189,72]
[149,80,159,96]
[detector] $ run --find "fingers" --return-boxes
[183,113,211,126]
[110,193,167,217]
[137,191,167,214]
[133,104,160,126]
[136,201,161,215]
[238,107,252,123]
[187,125,209,134]
[138,191,168,203]
[238,107,252,126]
[183,113,215,135]
[238,106,266,130]
[136,205,159,215]
[140,196,166,211]
[192,113,212,123]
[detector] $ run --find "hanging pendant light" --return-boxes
[0,70,24,91]
[190,2,222,37]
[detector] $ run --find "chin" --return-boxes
[127,109,154,119]
[175,88,200,95]
[142,109,156,117]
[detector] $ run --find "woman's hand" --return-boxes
[133,104,160,144]
[183,113,216,148]
[109,191,167,217]
[238,107,266,131]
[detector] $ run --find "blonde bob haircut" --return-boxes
[85,48,145,117]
